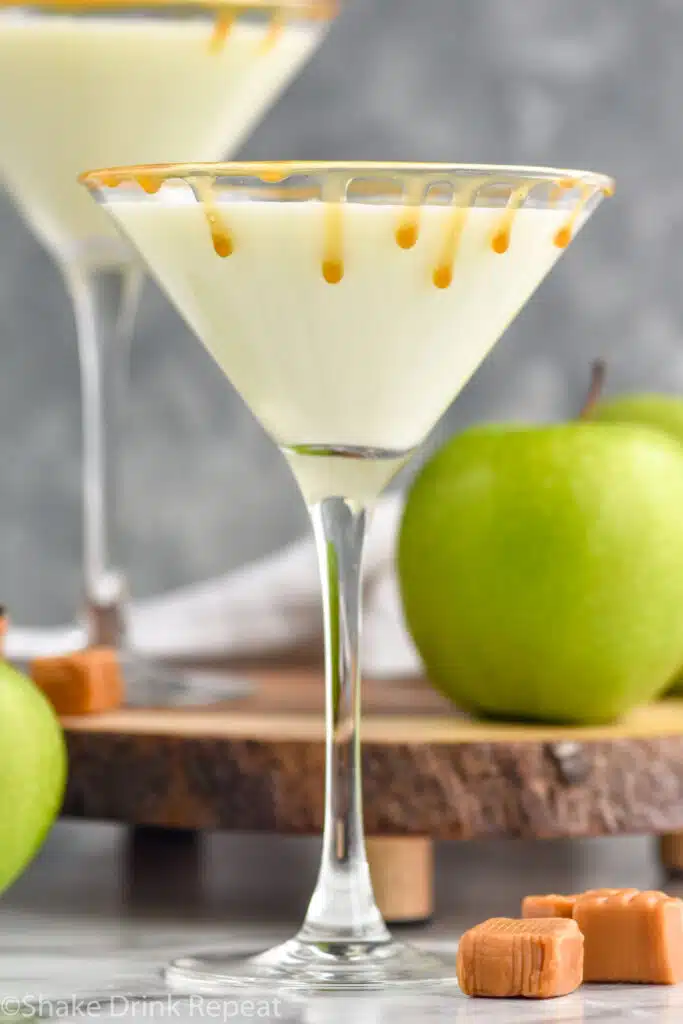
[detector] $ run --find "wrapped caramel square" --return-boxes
[457,917,583,998]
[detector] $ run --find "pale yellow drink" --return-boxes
[0,13,323,258]
[105,188,585,502]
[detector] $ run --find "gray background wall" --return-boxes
[0,0,677,626]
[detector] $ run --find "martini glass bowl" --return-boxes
[0,0,335,699]
[81,160,613,989]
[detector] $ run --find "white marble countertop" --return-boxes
[2,822,683,1022]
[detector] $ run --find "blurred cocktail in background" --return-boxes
[0,0,336,697]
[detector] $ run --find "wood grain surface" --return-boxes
[61,669,683,840]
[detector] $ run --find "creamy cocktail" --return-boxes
[83,161,612,991]
[0,11,324,259]
[0,2,334,678]
[103,182,584,502]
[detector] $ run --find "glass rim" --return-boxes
[0,0,336,14]
[80,160,616,193]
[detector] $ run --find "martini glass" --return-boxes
[0,0,335,698]
[81,160,613,989]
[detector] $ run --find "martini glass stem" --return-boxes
[63,261,143,648]
[300,496,390,945]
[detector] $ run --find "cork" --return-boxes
[457,917,583,999]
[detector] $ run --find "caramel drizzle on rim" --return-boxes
[261,169,289,183]
[134,174,162,194]
[432,183,481,289]
[0,0,338,13]
[553,182,596,249]
[209,5,298,55]
[321,177,345,284]
[547,176,577,209]
[0,0,336,55]
[209,9,236,51]
[83,163,614,192]
[82,168,614,284]
[194,179,234,257]
[490,183,537,255]
[259,5,284,51]
[396,177,425,251]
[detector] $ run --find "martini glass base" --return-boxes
[85,599,252,705]
[117,651,252,707]
[164,937,457,993]
[7,628,251,707]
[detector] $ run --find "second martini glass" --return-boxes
[82,160,613,989]
[0,0,335,695]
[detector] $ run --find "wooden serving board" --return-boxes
[60,668,683,842]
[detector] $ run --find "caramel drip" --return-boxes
[322,199,344,284]
[261,169,289,183]
[196,179,234,257]
[0,0,337,12]
[559,177,578,192]
[260,7,285,52]
[432,185,479,290]
[396,179,425,250]
[209,9,236,52]
[491,184,535,254]
[554,183,594,249]
[548,177,578,208]
[97,172,124,188]
[135,174,162,195]
[396,216,419,251]
[311,0,339,18]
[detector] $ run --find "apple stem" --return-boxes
[579,360,607,420]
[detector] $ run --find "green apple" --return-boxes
[398,422,683,724]
[593,394,683,446]
[592,393,683,695]
[0,661,66,892]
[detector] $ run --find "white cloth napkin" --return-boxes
[6,494,422,679]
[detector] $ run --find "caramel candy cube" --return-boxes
[522,894,577,919]
[31,647,124,714]
[457,917,583,998]
[522,889,638,921]
[573,889,683,984]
